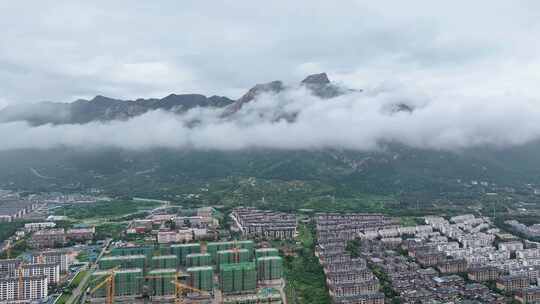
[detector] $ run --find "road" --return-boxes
[65,239,111,304]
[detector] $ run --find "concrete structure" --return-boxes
[515,287,540,303]
[496,274,530,292]
[232,207,297,240]
[499,241,524,252]
[468,266,501,282]
[21,263,60,285]
[0,259,21,275]
[29,229,66,249]
[24,222,56,233]
[0,200,42,222]
[436,259,467,274]
[30,250,70,273]
[91,268,143,298]
[157,230,178,244]
[67,227,95,241]
[0,275,48,302]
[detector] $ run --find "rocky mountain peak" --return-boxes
[301,73,330,85]
[223,80,285,115]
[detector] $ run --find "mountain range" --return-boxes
[0,73,354,125]
[0,73,539,203]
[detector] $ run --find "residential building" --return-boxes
[515,287,540,303]
[24,222,56,233]
[468,266,501,282]
[0,275,48,301]
[29,229,66,249]
[21,263,60,285]
[436,259,467,274]
[496,274,530,292]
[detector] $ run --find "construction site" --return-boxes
[0,250,68,302]
[87,240,285,304]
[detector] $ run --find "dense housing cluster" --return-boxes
[29,225,95,248]
[232,207,297,240]
[130,207,220,243]
[315,212,540,303]
[0,199,43,222]
[315,213,398,304]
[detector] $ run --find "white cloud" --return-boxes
[1,0,540,152]
[1,83,539,152]
[1,0,540,103]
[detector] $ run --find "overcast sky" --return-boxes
[1,1,540,152]
[1,0,540,107]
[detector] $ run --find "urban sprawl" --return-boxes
[2,190,540,303]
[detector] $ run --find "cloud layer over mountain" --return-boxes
[1,1,540,151]
[1,83,539,151]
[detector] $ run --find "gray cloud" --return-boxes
[1,1,540,104]
[1,85,539,151]
[1,1,540,151]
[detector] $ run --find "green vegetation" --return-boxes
[76,251,89,262]
[55,293,70,304]
[95,222,127,240]
[54,200,161,220]
[284,224,330,304]
[399,216,421,227]
[69,270,88,289]
[0,221,27,242]
[0,239,28,259]
[371,265,399,302]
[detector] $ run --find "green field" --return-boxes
[95,222,128,240]
[284,224,330,304]
[54,200,161,220]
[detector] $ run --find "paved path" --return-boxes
[65,239,111,304]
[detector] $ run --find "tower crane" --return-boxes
[170,280,211,304]
[89,267,119,304]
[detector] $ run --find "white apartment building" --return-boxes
[0,275,48,301]
[24,222,56,232]
[31,250,70,273]
[21,263,60,285]
[157,231,178,244]
[499,241,524,252]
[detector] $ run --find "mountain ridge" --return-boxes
[0,73,356,125]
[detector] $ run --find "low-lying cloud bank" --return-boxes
[2,85,540,152]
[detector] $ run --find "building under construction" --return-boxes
[90,268,143,298]
[90,241,283,302]
[111,245,154,257]
[187,266,213,292]
[171,243,201,265]
[0,256,63,302]
[207,241,254,262]
[255,248,279,259]
[146,268,177,298]
[185,253,212,267]
[30,250,69,273]
[99,254,146,270]
[222,287,282,304]
[151,255,178,269]
[256,256,283,282]
[219,262,257,294]
[217,249,251,270]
